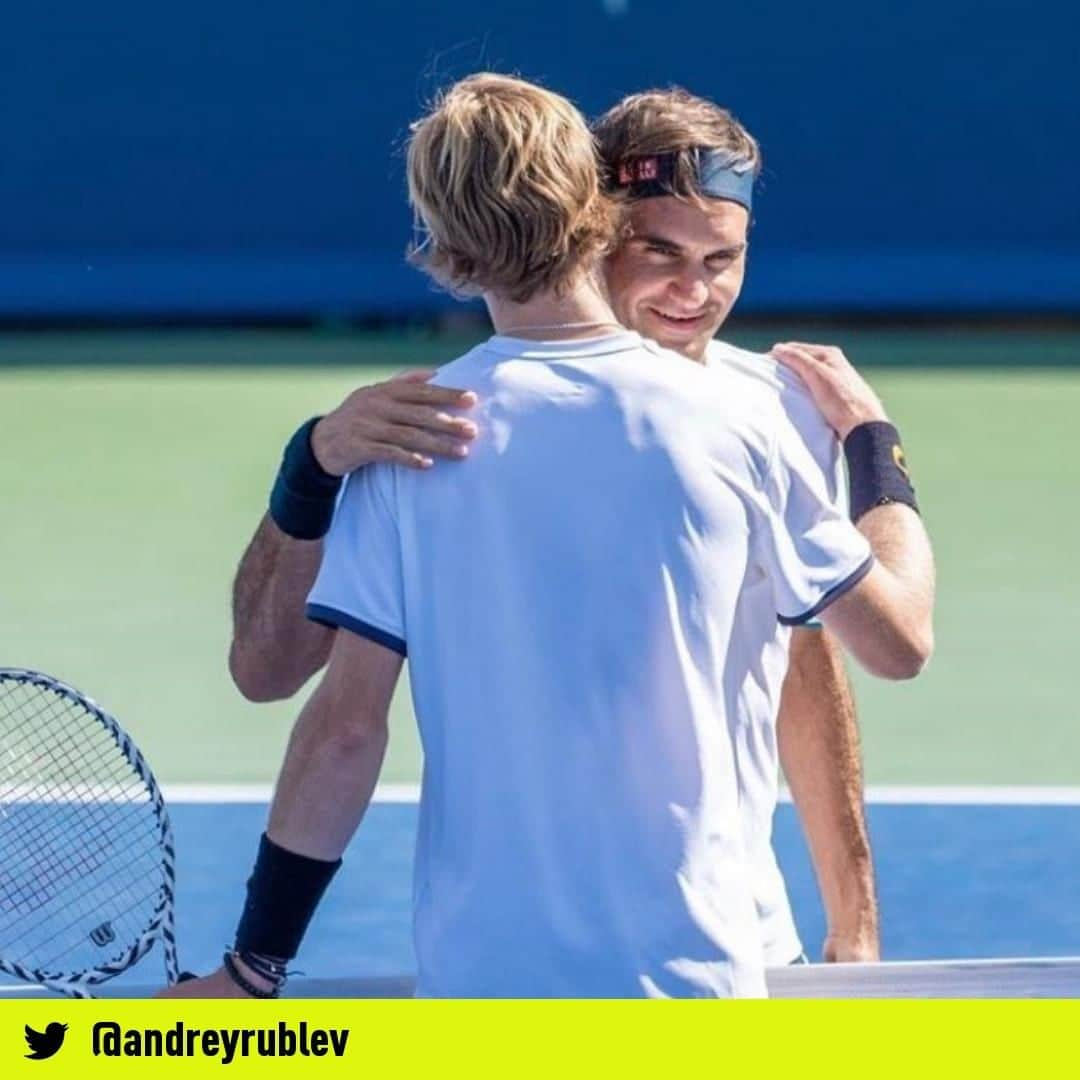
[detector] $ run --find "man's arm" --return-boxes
[772,342,935,679]
[264,631,402,859]
[161,630,403,997]
[229,517,335,702]
[778,628,879,962]
[821,502,935,679]
[229,370,476,702]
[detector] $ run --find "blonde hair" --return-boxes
[406,73,619,303]
[592,88,761,206]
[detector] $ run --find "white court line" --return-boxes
[855,786,1080,806]
[156,783,1080,806]
[161,782,419,804]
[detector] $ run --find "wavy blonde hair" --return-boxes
[593,88,761,207]
[406,73,619,303]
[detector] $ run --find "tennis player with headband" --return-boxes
[166,74,933,999]
[595,89,888,968]
[226,89,910,973]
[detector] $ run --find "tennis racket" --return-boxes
[0,668,183,998]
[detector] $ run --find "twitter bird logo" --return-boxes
[24,1022,67,1060]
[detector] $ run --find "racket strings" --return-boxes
[1,812,161,935]
[2,790,148,901]
[3,804,159,934]
[2,798,146,899]
[0,686,144,800]
[0,677,169,978]
[1,754,162,958]
[1,689,150,898]
[34,889,167,974]
[1,760,149,887]
[2,823,160,945]
[3,821,160,928]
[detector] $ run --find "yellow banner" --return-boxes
[1,999,1075,1077]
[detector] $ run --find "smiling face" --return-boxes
[605,196,749,363]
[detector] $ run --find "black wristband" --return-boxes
[234,833,342,961]
[269,417,343,540]
[844,421,919,523]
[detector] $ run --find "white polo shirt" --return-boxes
[308,331,872,997]
[705,339,850,966]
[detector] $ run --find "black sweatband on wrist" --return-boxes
[844,421,919,523]
[234,833,342,961]
[269,417,343,540]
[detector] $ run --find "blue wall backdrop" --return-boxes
[1,0,1076,318]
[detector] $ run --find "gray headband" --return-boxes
[611,148,754,211]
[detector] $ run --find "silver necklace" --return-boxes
[498,319,627,336]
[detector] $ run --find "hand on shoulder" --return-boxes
[770,343,888,439]
[311,369,479,475]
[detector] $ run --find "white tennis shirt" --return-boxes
[307,332,871,997]
[705,338,849,966]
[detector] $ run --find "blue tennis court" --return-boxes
[107,795,1078,988]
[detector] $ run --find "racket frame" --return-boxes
[0,668,180,998]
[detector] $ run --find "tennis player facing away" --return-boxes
[169,73,933,998]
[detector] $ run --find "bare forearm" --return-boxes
[266,678,389,861]
[859,503,935,619]
[779,630,878,959]
[160,708,386,999]
[229,514,334,701]
[823,504,935,679]
[853,504,936,673]
[159,636,399,1000]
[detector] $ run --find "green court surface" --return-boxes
[2,328,1079,786]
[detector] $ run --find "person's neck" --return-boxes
[486,279,625,341]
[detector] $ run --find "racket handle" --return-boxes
[177,971,198,983]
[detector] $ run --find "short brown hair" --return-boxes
[406,73,619,303]
[592,88,761,205]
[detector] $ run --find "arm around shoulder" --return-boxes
[229,377,477,703]
[768,342,935,681]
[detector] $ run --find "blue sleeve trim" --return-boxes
[777,554,875,627]
[305,603,407,657]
